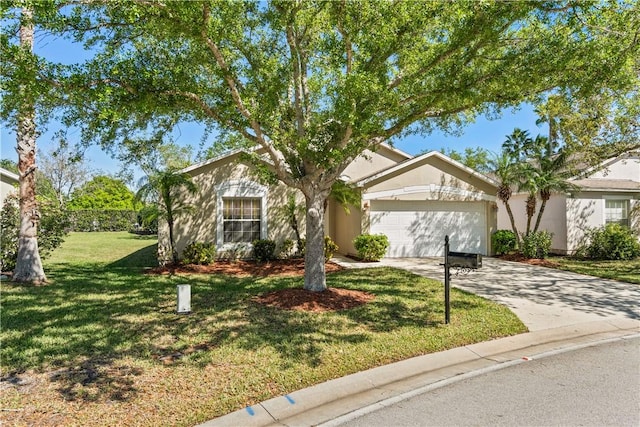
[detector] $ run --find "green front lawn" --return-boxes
[553,257,640,284]
[1,232,526,426]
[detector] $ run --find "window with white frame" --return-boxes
[216,180,267,248]
[605,199,630,226]
[222,198,262,243]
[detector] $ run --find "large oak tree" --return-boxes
[66,0,638,292]
[5,1,639,289]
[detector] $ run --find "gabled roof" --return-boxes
[374,142,412,161]
[571,150,639,179]
[181,142,412,177]
[570,179,640,192]
[181,148,249,176]
[356,150,499,189]
[568,151,639,192]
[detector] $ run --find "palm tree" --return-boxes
[136,170,197,264]
[517,165,539,236]
[493,128,540,244]
[490,151,521,246]
[502,128,533,161]
[532,149,577,233]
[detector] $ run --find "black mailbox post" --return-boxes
[442,236,482,324]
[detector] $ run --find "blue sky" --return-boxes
[1,105,545,178]
[0,27,547,182]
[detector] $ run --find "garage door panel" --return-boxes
[370,200,486,257]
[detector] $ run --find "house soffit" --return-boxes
[181,142,409,180]
[0,167,19,183]
[569,178,640,193]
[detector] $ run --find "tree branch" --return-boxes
[286,24,305,138]
[381,104,473,139]
[200,3,266,145]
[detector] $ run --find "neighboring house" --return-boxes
[497,152,640,254]
[162,144,499,261]
[0,167,19,207]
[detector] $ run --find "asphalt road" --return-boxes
[329,337,640,427]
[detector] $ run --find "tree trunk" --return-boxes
[502,199,521,247]
[533,199,548,234]
[13,7,46,283]
[304,189,329,292]
[167,216,177,264]
[525,193,537,236]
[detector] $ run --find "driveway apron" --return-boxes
[337,257,640,331]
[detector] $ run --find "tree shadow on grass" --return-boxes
[107,241,158,269]
[0,264,501,403]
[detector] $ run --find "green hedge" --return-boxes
[353,233,389,261]
[182,242,216,265]
[578,223,640,260]
[69,210,138,232]
[492,229,517,255]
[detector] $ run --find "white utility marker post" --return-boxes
[177,284,191,314]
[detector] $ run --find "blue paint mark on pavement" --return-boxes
[246,406,255,416]
[285,395,295,404]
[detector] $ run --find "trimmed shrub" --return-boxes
[253,239,276,262]
[353,233,389,261]
[579,223,640,261]
[492,229,517,255]
[181,242,216,265]
[324,236,339,262]
[521,230,553,259]
[0,194,70,272]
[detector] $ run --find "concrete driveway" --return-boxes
[334,256,640,331]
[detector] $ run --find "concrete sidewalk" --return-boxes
[201,257,640,427]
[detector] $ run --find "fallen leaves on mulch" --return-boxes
[497,253,560,268]
[253,287,375,312]
[148,258,344,277]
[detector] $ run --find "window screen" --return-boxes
[223,198,262,243]
[605,199,629,226]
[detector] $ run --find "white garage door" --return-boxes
[370,200,487,257]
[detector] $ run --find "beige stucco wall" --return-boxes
[160,157,305,261]
[364,167,492,202]
[589,155,640,180]
[331,200,362,256]
[486,201,498,254]
[497,194,570,253]
[363,156,496,199]
[341,146,408,182]
[497,191,639,254]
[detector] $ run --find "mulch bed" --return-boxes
[497,253,561,268]
[148,258,344,277]
[254,287,375,312]
[149,259,374,312]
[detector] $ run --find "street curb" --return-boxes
[198,318,639,427]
